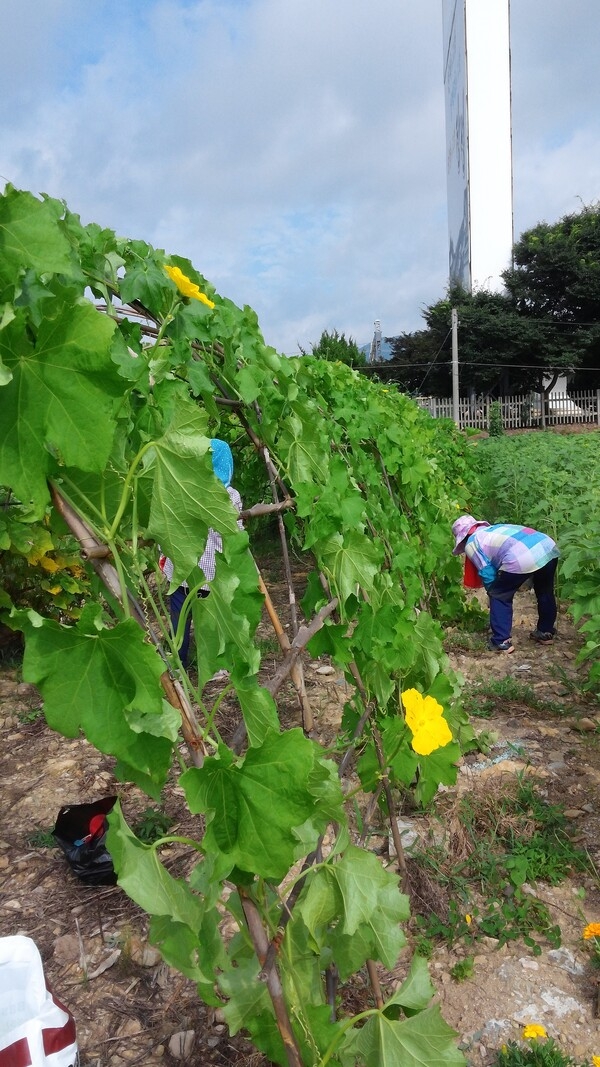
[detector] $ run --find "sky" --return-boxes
[2,0,599,356]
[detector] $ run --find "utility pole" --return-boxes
[451,307,460,426]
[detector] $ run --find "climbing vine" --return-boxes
[0,185,477,1065]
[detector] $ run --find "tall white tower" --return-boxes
[442,0,514,291]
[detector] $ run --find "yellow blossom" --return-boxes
[522,1024,547,1040]
[465,914,472,925]
[583,923,600,940]
[401,689,452,756]
[591,1056,600,1067]
[164,265,215,308]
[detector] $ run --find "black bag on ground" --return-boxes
[52,796,118,886]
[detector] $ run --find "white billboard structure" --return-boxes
[442,0,514,292]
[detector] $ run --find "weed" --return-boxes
[257,635,282,656]
[449,955,474,982]
[413,934,434,959]
[493,1037,592,1066]
[411,776,589,956]
[27,828,56,848]
[462,675,570,719]
[18,706,43,725]
[132,806,174,844]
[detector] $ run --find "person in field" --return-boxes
[159,438,243,669]
[451,514,560,654]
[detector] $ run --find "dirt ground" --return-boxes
[1,580,600,1066]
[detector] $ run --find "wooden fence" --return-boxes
[415,390,600,431]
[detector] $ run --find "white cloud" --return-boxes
[2,0,599,352]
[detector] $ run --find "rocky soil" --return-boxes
[1,582,600,1066]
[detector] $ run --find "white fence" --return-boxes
[415,390,600,431]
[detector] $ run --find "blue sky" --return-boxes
[2,0,599,354]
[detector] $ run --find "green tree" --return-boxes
[388,286,544,397]
[502,203,600,389]
[300,328,366,367]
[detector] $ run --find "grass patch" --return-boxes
[462,674,570,719]
[27,828,57,849]
[411,775,589,957]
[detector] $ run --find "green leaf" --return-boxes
[107,802,205,930]
[0,187,76,288]
[147,399,239,586]
[16,607,175,795]
[343,1004,465,1067]
[384,954,435,1015]
[319,530,383,605]
[192,537,263,689]
[181,729,341,881]
[0,296,119,513]
[298,846,409,975]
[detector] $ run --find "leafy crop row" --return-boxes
[471,431,600,693]
[0,186,478,1065]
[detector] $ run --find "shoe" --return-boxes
[529,629,556,643]
[487,638,514,653]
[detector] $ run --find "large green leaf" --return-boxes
[319,530,383,606]
[297,846,409,975]
[0,296,119,512]
[343,1004,465,1067]
[16,606,174,794]
[181,730,342,881]
[0,187,76,289]
[147,400,240,586]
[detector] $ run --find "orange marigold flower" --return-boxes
[164,264,215,308]
[522,1024,547,1040]
[583,923,600,940]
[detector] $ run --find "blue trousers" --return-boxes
[486,558,558,645]
[169,586,209,668]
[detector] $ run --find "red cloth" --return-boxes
[462,523,484,588]
[463,555,483,588]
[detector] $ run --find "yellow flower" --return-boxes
[583,922,600,940]
[465,914,472,925]
[164,265,215,308]
[522,1024,547,1040]
[592,1057,600,1067]
[401,689,453,756]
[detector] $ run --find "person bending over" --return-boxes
[451,514,559,654]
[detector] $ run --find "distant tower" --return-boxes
[369,320,382,364]
[442,0,514,291]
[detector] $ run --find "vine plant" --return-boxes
[0,186,477,1065]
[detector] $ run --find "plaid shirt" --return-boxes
[465,524,559,576]
[159,485,243,589]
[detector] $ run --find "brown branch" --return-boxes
[240,498,295,521]
[230,596,338,753]
[256,567,314,734]
[239,892,304,1067]
[366,960,384,1010]
[372,727,409,894]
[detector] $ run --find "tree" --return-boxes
[388,286,544,397]
[502,203,600,389]
[300,328,366,366]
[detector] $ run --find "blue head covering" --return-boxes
[210,438,234,487]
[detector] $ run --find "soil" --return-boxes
[1,578,600,1067]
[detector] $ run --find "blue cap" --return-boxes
[210,438,234,487]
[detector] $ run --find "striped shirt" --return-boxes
[465,524,559,576]
[159,485,243,589]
